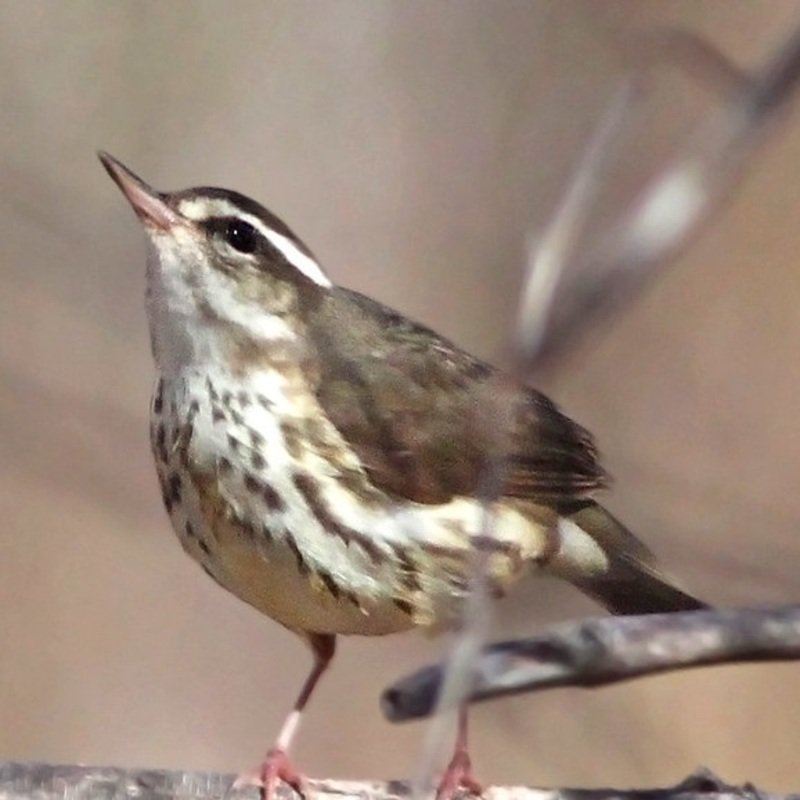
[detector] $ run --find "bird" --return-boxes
[99,152,706,800]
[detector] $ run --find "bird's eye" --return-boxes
[223,219,259,254]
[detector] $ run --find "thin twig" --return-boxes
[382,605,800,722]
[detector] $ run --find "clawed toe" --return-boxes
[435,749,483,800]
[234,748,307,800]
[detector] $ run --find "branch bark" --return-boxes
[382,605,800,722]
[0,763,793,800]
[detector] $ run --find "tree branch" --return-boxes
[382,605,800,722]
[0,762,793,800]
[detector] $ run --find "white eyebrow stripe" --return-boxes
[250,218,332,288]
[179,197,239,220]
[177,196,332,288]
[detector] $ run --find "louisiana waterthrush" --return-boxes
[99,152,705,799]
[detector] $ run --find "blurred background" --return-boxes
[1,0,800,792]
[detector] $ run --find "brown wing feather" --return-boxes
[306,288,607,505]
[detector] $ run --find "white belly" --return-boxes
[151,367,550,638]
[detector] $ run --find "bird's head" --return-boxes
[99,152,331,374]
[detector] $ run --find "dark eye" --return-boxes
[223,219,259,254]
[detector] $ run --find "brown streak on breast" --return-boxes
[280,418,304,460]
[152,378,164,414]
[389,542,423,592]
[154,422,167,464]
[293,472,384,564]
[419,542,470,563]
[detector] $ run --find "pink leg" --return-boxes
[436,704,484,800]
[240,634,335,800]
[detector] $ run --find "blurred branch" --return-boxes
[515,23,800,373]
[383,605,800,722]
[0,763,794,800]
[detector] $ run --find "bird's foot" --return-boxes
[436,749,483,800]
[233,748,307,799]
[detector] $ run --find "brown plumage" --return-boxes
[310,288,606,506]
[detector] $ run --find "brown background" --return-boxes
[2,0,800,792]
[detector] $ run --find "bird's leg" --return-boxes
[435,703,484,800]
[240,634,336,800]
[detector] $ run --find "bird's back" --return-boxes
[308,287,607,508]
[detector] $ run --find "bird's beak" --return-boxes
[98,151,181,231]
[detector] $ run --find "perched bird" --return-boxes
[99,152,706,799]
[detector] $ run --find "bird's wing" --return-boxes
[306,287,607,506]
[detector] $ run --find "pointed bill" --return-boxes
[98,151,181,230]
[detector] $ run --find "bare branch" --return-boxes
[0,763,794,800]
[383,605,800,722]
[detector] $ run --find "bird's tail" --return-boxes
[545,501,707,615]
